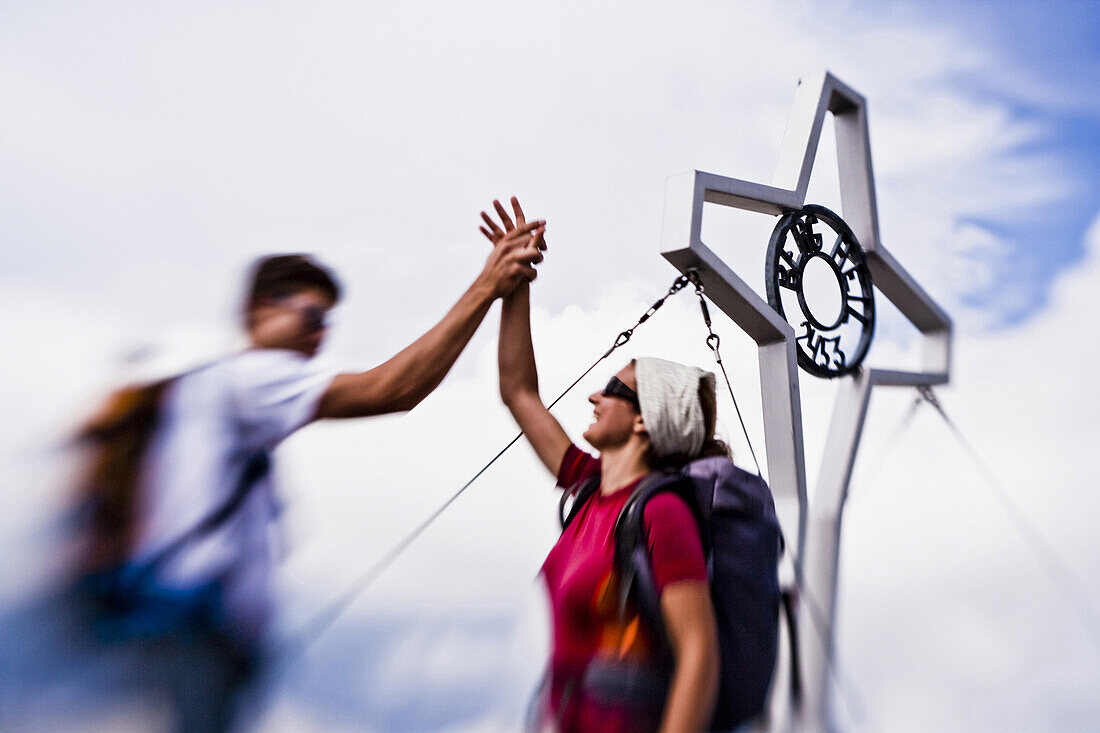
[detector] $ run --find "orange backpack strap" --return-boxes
[76,379,173,573]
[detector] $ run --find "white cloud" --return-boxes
[268,211,1100,732]
[3,1,1098,731]
[832,209,1100,732]
[1,0,1063,337]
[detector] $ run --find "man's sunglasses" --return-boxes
[602,376,640,408]
[273,298,330,331]
[297,304,329,332]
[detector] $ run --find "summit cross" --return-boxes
[659,71,953,732]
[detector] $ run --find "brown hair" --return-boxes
[243,254,341,326]
[696,375,733,460]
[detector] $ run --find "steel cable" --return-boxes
[686,272,869,729]
[918,386,1100,656]
[687,273,764,477]
[283,274,695,657]
[283,269,880,732]
[845,394,923,507]
[789,574,875,732]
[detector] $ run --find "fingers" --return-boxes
[508,218,545,237]
[506,227,544,280]
[509,227,546,272]
[498,265,538,298]
[517,245,544,266]
[493,199,515,232]
[511,196,526,227]
[479,200,546,295]
[490,218,545,251]
[481,197,543,241]
[525,226,546,264]
[480,211,504,241]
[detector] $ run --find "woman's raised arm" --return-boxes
[486,198,571,476]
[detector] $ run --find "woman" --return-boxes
[482,199,720,732]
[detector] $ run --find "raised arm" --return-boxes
[499,282,571,475]
[315,216,545,419]
[488,199,571,475]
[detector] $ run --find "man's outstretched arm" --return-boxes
[315,215,545,419]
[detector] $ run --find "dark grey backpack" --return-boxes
[561,456,785,730]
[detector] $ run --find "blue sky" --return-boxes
[957,0,1100,325]
[851,0,1100,325]
[3,1,1100,731]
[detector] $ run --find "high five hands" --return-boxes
[479,197,547,296]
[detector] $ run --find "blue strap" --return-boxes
[138,452,271,579]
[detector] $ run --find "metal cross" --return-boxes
[659,71,953,732]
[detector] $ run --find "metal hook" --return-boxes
[668,275,690,295]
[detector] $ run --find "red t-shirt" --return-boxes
[541,445,708,732]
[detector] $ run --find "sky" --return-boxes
[2,1,1100,731]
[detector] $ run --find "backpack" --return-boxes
[76,380,174,576]
[560,456,784,730]
[74,377,270,642]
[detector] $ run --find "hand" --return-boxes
[478,196,548,297]
[479,196,548,247]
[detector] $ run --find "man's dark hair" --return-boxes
[243,254,341,323]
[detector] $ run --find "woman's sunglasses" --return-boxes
[602,376,640,409]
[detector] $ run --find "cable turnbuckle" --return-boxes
[639,300,663,324]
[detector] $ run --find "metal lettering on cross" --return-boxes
[659,72,953,732]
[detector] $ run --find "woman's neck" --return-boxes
[597,442,649,495]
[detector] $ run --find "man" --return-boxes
[122,213,546,730]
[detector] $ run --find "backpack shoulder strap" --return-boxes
[558,473,602,531]
[616,469,708,557]
[135,356,273,572]
[610,469,697,649]
[612,470,689,548]
[140,451,272,574]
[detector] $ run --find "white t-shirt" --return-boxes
[132,349,336,643]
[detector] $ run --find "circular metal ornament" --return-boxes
[765,204,875,379]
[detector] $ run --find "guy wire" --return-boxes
[285,273,695,656]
